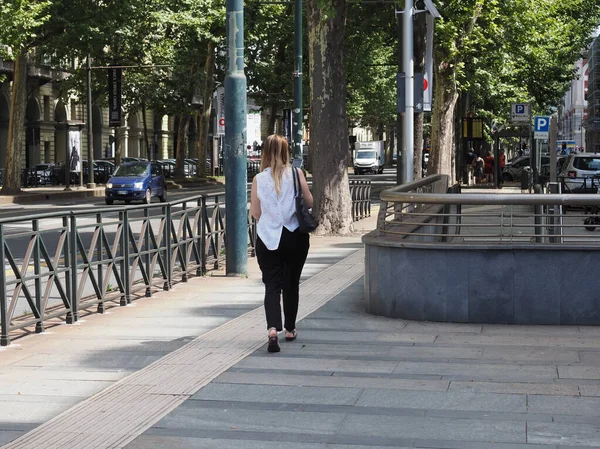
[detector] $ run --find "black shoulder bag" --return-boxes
[292,167,318,233]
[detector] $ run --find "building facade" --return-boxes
[558,58,588,151]
[585,35,600,153]
[0,56,285,180]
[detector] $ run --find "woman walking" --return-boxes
[250,134,313,353]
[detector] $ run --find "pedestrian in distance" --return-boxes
[250,134,313,353]
[499,149,506,186]
[472,153,485,184]
[484,150,495,184]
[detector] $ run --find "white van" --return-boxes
[353,141,385,175]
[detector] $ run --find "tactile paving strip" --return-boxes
[2,249,365,449]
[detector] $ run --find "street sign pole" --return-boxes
[224,0,248,276]
[292,0,303,162]
[550,116,557,183]
[86,55,96,188]
[401,0,414,185]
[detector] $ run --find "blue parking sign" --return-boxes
[534,116,550,139]
[511,102,530,124]
[534,116,550,132]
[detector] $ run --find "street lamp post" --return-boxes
[86,55,96,188]
[401,0,414,184]
[224,0,248,276]
[397,0,440,184]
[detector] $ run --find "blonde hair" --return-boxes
[260,134,290,196]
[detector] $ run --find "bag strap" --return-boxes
[292,167,301,198]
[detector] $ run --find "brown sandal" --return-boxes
[285,329,297,341]
[267,328,280,353]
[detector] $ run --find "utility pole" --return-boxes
[224,0,248,276]
[402,0,414,184]
[292,0,303,161]
[396,9,404,185]
[86,55,96,188]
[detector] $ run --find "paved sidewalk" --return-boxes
[3,203,600,448]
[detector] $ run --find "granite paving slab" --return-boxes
[191,383,364,406]
[354,389,526,413]
[448,380,580,396]
[212,371,451,391]
[528,422,600,446]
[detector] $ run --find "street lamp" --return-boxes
[86,55,95,188]
[397,0,440,184]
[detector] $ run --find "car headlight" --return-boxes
[134,182,144,189]
[106,183,113,188]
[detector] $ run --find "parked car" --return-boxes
[502,155,563,184]
[82,160,115,184]
[22,164,58,186]
[105,161,167,205]
[502,156,531,182]
[157,159,176,178]
[558,153,600,193]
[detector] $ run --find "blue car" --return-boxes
[105,161,167,205]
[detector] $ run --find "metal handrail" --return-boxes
[376,174,600,246]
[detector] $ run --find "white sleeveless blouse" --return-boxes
[255,167,299,250]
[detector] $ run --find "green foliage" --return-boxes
[0,0,52,55]
[345,3,397,129]
[435,0,600,119]
[244,2,298,111]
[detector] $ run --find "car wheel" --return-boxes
[159,187,167,203]
[143,189,151,204]
[105,199,113,205]
[584,216,599,232]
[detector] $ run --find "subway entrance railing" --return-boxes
[364,174,600,324]
[377,174,600,245]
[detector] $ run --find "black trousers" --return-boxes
[255,227,310,332]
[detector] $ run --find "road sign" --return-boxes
[215,87,225,136]
[510,103,530,124]
[534,116,550,140]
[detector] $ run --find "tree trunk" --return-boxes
[175,115,189,178]
[197,41,215,179]
[308,0,352,234]
[385,125,394,166]
[414,113,424,180]
[1,53,27,194]
[413,10,426,180]
[429,62,458,182]
[141,103,151,160]
[267,103,277,135]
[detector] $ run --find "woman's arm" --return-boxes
[298,168,313,208]
[250,176,261,220]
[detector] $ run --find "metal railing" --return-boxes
[349,180,372,221]
[378,174,600,245]
[0,191,257,346]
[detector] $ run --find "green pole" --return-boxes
[224,0,248,276]
[292,0,303,161]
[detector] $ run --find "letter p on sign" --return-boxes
[534,116,550,139]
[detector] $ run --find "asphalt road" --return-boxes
[0,167,399,220]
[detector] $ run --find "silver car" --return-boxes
[558,153,600,193]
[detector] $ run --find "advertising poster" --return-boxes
[69,129,81,172]
[108,68,122,127]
